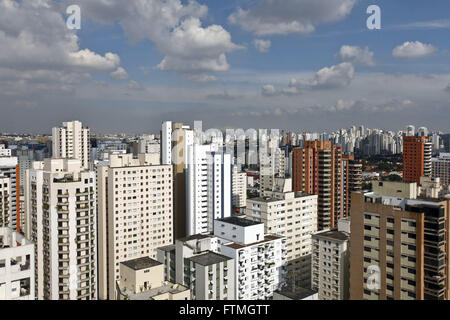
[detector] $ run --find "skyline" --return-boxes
[0,0,449,133]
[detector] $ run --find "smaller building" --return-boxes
[116,257,190,300]
[0,227,35,300]
[273,287,318,300]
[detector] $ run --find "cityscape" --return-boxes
[0,0,450,307]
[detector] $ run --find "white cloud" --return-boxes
[262,84,279,96]
[0,0,123,96]
[72,0,242,77]
[228,0,357,36]
[128,80,144,90]
[392,41,437,60]
[110,67,129,80]
[253,39,271,53]
[337,45,376,66]
[188,74,218,83]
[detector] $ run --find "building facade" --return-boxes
[52,120,90,169]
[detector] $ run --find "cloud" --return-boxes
[206,91,242,100]
[337,45,376,66]
[188,74,218,83]
[127,80,144,90]
[262,84,279,97]
[72,0,242,77]
[445,84,450,93]
[228,0,357,36]
[110,67,129,80]
[392,41,437,60]
[393,19,450,30]
[253,39,271,53]
[0,0,123,97]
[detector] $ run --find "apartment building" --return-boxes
[186,144,232,235]
[403,136,432,184]
[350,185,450,300]
[0,176,11,229]
[215,217,287,300]
[156,234,234,300]
[246,178,317,288]
[0,145,11,157]
[52,120,90,169]
[25,158,97,300]
[96,153,173,299]
[432,153,450,185]
[0,227,35,300]
[115,257,190,300]
[311,223,350,300]
[292,141,342,230]
[340,155,362,219]
[186,251,234,300]
[0,156,19,230]
[232,165,247,209]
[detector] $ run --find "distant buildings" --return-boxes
[52,121,90,169]
[403,136,432,184]
[232,165,247,210]
[432,153,450,185]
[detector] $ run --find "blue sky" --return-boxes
[0,0,449,133]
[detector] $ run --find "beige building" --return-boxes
[311,225,350,300]
[97,153,173,299]
[232,165,247,209]
[372,180,417,199]
[246,178,317,288]
[116,257,190,300]
[350,184,450,300]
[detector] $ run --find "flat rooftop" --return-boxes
[178,234,213,242]
[188,251,232,266]
[121,257,161,271]
[313,230,349,242]
[216,216,262,227]
[120,282,189,300]
[225,234,283,249]
[275,287,318,300]
[157,244,175,252]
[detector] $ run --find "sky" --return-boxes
[0,0,449,134]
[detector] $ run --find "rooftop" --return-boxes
[216,216,262,227]
[313,229,349,242]
[275,287,318,300]
[121,257,161,271]
[157,244,175,252]
[178,234,213,242]
[188,251,232,266]
[119,282,189,300]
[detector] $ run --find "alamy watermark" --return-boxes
[66,5,81,30]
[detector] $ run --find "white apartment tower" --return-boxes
[52,120,90,169]
[0,156,19,230]
[25,158,97,300]
[186,144,232,236]
[161,121,172,165]
[96,153,173,299]
[214,217,287,300]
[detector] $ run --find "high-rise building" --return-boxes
[0,176,11,229]
[340,155,362,220]
[432,153,450,185]
[232,165,247,210]
[214,217,287,300]
[186,144,231,236]
[52,120,90,169]
[96,153,173,299]
[25,158,97,300]
[350,184,450,300]
[403,136,432,184]
[246,178,317,288]
[311,220,350,300]
[0,156,20,231]
[292,141,342,230]
[0,227,35,300]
